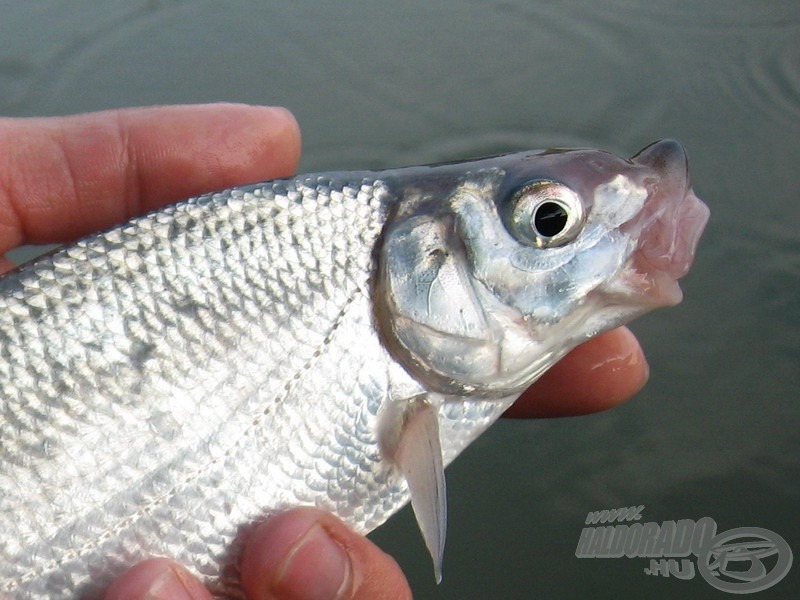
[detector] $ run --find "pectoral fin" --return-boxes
[387,396,447,582]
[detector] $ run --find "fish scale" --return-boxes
[0,143,708,598]
[0,175,398,597]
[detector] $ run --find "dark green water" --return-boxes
[1,1,798,598]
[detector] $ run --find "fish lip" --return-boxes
[636,187,710,280]
[626,140,710,304]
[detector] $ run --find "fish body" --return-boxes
[0,140,708,598]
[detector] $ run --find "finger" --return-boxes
[504,326,648,418]
[0,103,301,253]
[104,557,212,600]
[241,507,413,600]
[0,257,15,274]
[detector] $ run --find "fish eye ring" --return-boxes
[508,180,585,248]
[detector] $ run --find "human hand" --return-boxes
[0,105,647,600]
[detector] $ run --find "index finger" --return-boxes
[0,103,301,255]
[504,326,649,418]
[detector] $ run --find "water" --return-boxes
[1,1,798,597]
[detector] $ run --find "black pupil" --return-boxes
[534,201,568,237]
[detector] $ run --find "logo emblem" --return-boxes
[698,527,793,594]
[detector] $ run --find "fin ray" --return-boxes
[394,398,447,582]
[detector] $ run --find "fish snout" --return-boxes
[631,138,689,182]
[629,140,710,303]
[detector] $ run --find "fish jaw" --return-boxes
[619,140,710,307]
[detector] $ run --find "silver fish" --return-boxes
[0,140,708,598]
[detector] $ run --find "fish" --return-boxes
[0,139,708,598]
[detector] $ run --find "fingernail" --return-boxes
[265,105,296,121]
[143,563,206,600]
[105,558,208,600]
[105,558,211,600]
[274,523,352,600]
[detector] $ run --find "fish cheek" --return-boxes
[377,214,499,388]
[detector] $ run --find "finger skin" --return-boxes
[104,558,212,600]
[0,257,14,273]
[106,509,413,600]
[0,103,301,254]
[241,508,413,600]
[504,326,649,418]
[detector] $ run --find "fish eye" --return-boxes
[507,180,585,248]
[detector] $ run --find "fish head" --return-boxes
[379,139,709,396]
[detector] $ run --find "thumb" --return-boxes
[241,508,413,600]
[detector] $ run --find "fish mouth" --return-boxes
[627,140,710,306]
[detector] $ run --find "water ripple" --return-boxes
[746,33,800,126]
